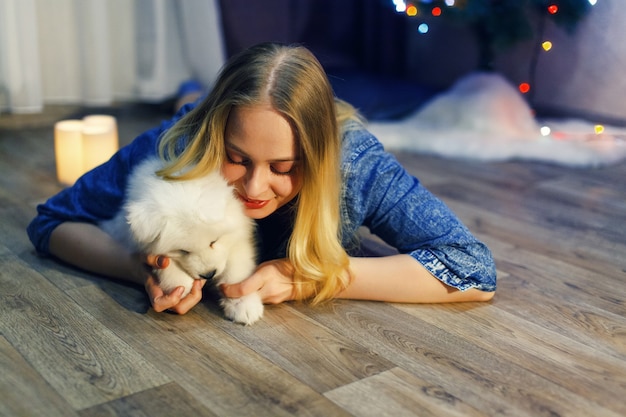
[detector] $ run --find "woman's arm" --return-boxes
[49,222,144,284]
[49,222,205,314]
[339,255,494,303]
[220,255,494,304]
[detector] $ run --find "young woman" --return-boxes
[28,43,496,315]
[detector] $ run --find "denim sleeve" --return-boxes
[340,127,496,292]
[26,105,195,256]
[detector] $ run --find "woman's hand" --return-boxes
[142,254,206,314]
[47,223,208,313]
[220,258,299,304]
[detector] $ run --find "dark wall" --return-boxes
[219,0,410,77]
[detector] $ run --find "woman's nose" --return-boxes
[244,166,269,197]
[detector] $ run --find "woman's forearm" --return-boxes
[338,254,495,303]
[48,222,144,285]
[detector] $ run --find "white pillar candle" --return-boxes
[54,120,85,186]
[82,115,119,173]
[53,115,119,186]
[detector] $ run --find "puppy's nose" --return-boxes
[199,270,217,280]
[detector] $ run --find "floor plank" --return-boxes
[78,382,218,417]
[0,252,170,410]
[69,284,352,417]
[325,367,485,417]
[293,301,623,417]
[205,301,397,393]
[0,335,78,417]
[394,303,626,415]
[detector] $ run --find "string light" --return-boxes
[392,0,406,13]
[393,0,404,11]
[390,0,607,144]
[519,83,531,94]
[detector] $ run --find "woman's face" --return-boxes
[221,103,303,219]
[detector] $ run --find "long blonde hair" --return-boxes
[157,43,361,303]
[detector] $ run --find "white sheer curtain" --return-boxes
[0,0,225,114]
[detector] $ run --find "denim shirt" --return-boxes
[27,104,496,293]
[339,123,496,292]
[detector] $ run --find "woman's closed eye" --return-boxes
[226,150,297,176]
[270,161,297,176]
[225,151,249,166]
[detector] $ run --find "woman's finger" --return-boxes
[144,254,170,269]
[151,286,185,313]
[168,279,206,314]
[220,274,264,298]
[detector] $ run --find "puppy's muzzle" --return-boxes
[198,270,217,280]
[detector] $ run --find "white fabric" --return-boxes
[0,0,43,113]
[0,0,225,113]
[369,72,626,167]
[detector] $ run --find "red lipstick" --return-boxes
[237,193,270,210]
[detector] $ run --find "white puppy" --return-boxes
[100,157,263,325]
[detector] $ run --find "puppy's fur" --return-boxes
[100,157,263,325]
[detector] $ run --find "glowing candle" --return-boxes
[82,115,119,172]
[53,115,119,186]
[54,120,85,186]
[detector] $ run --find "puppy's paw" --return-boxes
[220,292,264,325]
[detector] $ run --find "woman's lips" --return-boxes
[237,193,270,209]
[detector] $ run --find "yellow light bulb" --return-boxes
[542,41,553,51]
[594,125,605,134]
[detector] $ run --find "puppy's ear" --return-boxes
[125,200,163,247]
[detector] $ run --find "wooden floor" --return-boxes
[1,104,625,417]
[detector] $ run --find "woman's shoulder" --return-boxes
[125,101,198,160]
[340,121,384,163]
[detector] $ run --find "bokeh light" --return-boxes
[519,83,531,94]
[393,0,406,13]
